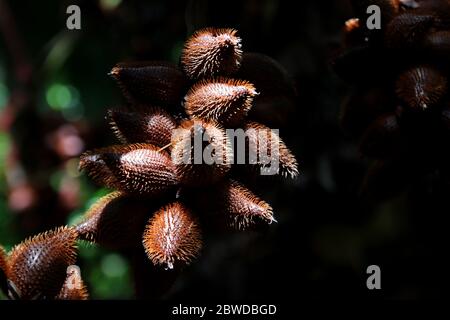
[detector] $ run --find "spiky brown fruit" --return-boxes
[142,202,202,270]
[55,265,89,300]
[336,0,450,199]
[385,13,435,48]
[181,28,242,80]
[110,61,187,107]
[75,191,153,249]
[424,31,450,56]
[7,227,78,300]
[107,107,176,147]
[78,151,121,189]
[396,66,447,110]
[221,181,275,230]
[412,0,450,25]
[76,26,299,273]
[80,144,178,195]
[184,78,257,127]
[171,120,232,186]
[244,121,298,178]
[0,246,7,296]
[0,246,6,275]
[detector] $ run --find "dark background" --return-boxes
[1,0,448,300]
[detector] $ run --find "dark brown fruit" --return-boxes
[184,78,257,127]
[424,31,450,56]
[75,191,153,249]
[7,227,78,300]
[171,120,232,186]
[385,13,435,48]
[142,202,202,269]
[244,121,298,178]
[78,151,121,189]
[396,65,447,110]
[107,107,176,147]
[220,180,275,230]
[0,246,7,296]
[80,144,178,196]
[412,0,450,27]
[181,28,242,80]
[110,61,187,107]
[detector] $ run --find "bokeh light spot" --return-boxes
[46,83,72,110]
[0,83,9,109]
[100,0,122,11]
[101,253,128,278]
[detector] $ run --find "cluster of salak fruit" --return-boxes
[334,0,450,200]
[78,27,298,269]
[0,27,298,300]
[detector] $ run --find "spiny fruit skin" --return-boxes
[0,246,6,274]
[76,191,122,242]
[0,246,7,296]
[171,120,233,186]
[221,181,275,230]
[244,121,299,178]
[184,78,258,127]
[79,26,298,273]
[396,66,447,110]
[335,0,450,201]
[110,61,187,107]
[80,144,178,196]
[7,227,78,300]
[55,265,89,300]
[107,107,176,147]
[425,31,450,55]
[78,152,121,189]
[76,191,153,249]
[385,13,435,48]
[181,28,242,80]
[142,202,202,270]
